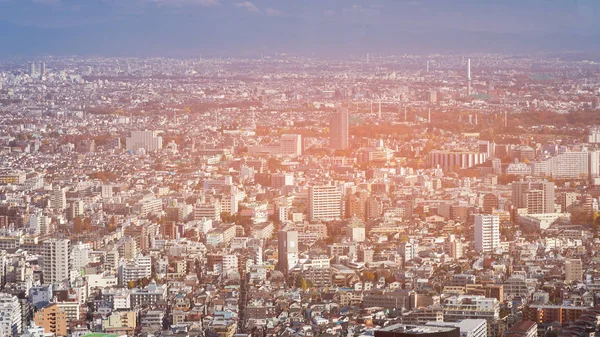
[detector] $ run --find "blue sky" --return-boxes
[0,0,599,56]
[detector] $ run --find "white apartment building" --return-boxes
[309,185,341,221]
[0,294,22,336]
[443,295,500,322]
[125,130,163,152]
[43,238,71,285]
[474,214,500,253]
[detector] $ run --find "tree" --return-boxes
[295,275,308,290]
[363,271,376,281]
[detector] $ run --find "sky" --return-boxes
[0,0,600,57]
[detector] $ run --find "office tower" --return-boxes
[40,62,46,77]
[42,239,71,285]
[474,214,500,253]
[125,130,163,152]
[511,180,555,214]
[29,62,36,77]
[279,134,302,156]
[51,185,67,210]
[0,294,22,336]
[277,230,298,273]
[565,259,583,284]
[329,108,349,150]
[309,184,342,221]
[467,58,472,96]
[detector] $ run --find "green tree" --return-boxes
[295,275,308,290]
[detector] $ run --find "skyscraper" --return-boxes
[42,239,71,285]
[52,185,67,210]
[512,180,555,214]
[29,62,36,77]
[474,214,500,253]
[277,230,298,274]
[330,107,349,150]
[309,184,342,221]
[467,58,472,96]
[40,62,46,77]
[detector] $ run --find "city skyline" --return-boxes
[1,0,600,56]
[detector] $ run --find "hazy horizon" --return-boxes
[1,0,600,57]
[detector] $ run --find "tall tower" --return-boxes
[467,58,472,96]
[329,108,349,150]
[277,230,298,274]
[43,238,72,284]
[474,214,499,253]
[40,62,46,77]
[29,62,36,77]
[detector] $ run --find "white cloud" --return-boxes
[145,0,221,7]
[265,7,282,16]
[235,1,259,13]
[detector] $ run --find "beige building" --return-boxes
[565,259,583,284]
[102,311,137,331]
[33,304,68,336]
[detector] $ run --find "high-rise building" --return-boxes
[565,259,583,284]
[40,62,46,77]
[445,234,463,259]
[467,58,472,96]
[277,230,298,273]
[329,108,349,150]
[68,200,84,220]
[125,130,163,152]
[51,185,67,210]
[511,180,555,214]
[0,293,22,336]
[29,62,36,77]
[70,242,90,276]
[474,214,500,253]
[309,184,342,221]
[42,239,71,285]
